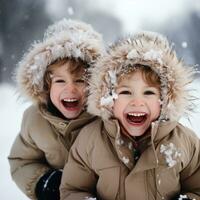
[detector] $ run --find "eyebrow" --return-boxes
[117,84,129,88]
[51,75,64,79]
[145,86,157,89]
[145,86,160,90]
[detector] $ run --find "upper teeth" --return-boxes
[128,113,146,117]
[63,99,78,102]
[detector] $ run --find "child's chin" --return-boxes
[126,126,147,137]
[63,110,81,119]
[129,132,145,137]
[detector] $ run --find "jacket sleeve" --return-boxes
[60,127,98,200]
[8,106,51,199]
[179,128,200,200]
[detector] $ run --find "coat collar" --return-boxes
[39,105,95,136]
[103,119,178,172]
[104,119,178,143]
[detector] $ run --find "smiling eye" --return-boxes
[54,79,65,83]
[75,79,85,83]
[144,90,156,95]
[119,90,131,95]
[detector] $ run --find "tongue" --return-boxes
[128,115,146,123]
[62,101,79,108]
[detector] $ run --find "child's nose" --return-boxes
[65,83,77,93]
[130,98,145,107]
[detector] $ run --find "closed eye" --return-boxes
[75,79,85,83]
[54,79,65,83]
[144,90,156,95]
[119,90,131,95]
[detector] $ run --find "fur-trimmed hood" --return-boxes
[87,31,196,121]
[16,18,105,103]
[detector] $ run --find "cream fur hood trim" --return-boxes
[87,31,196,121]
[16,18,105,103]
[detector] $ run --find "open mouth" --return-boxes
[126,112,147,125]
[61,98,79,110]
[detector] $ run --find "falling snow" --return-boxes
[181,41,188,48]
[67,7,74,15]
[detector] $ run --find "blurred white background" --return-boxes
[1,0,200,199]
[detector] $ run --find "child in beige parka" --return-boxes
[8,18,105,200]
[60,32,200,200]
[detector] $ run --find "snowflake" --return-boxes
[181,42,188,48]
[67,7,74,15]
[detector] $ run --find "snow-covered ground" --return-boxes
[1,84,30,200]
[1,80,200,199]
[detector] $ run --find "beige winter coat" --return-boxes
[8,105,95,199]
[60,118,200,200]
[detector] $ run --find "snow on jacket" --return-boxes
[8,18,104,199]
[60,118,200,200]
[60,32,200,200]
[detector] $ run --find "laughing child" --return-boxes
[8,18,104,200]
[60,32,200,200]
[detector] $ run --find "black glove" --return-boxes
[172,194,191,200]
[35,169,62,200]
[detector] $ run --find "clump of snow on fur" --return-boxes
[48,45,65,58]
[100,93,118,106]
[127,49,163,65]
[143,49,163,65]
[127,49,138,59]
[108,70,117,85]
[31,52,49,86]
[160,143,181,167]
[100,70,118,106]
